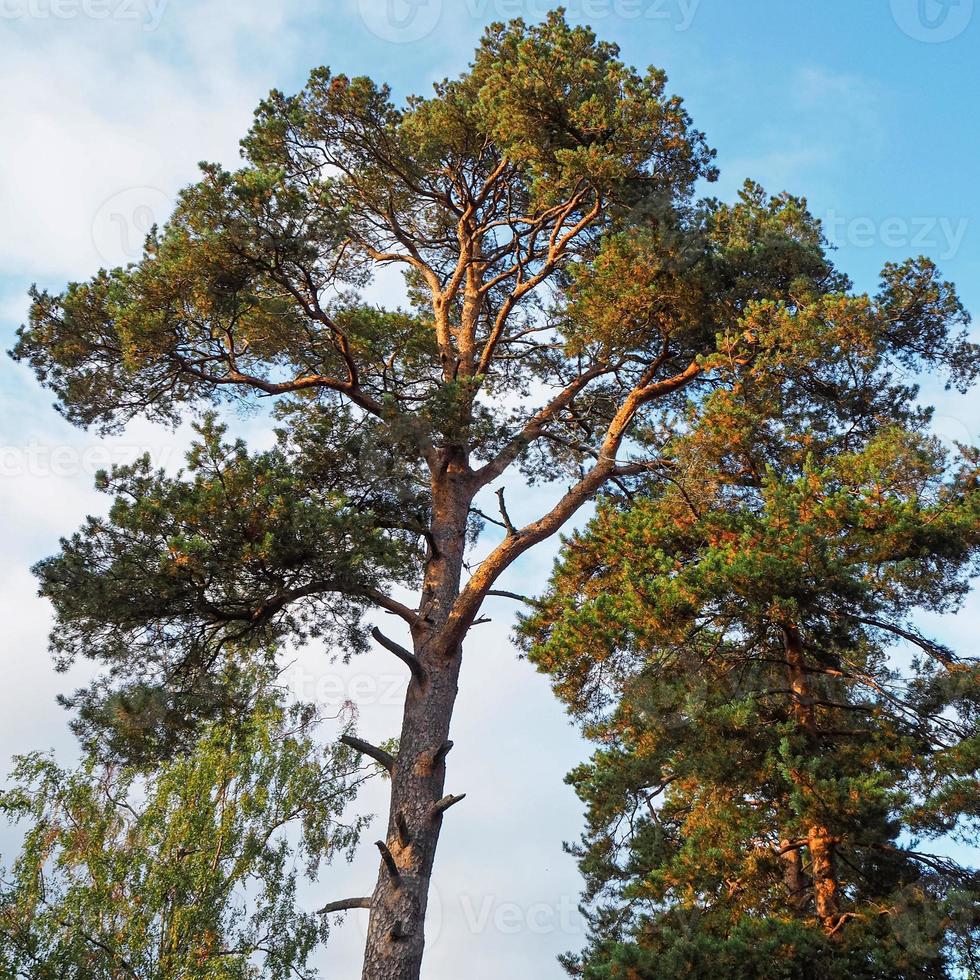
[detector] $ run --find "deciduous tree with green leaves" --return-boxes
[9,10,977,977]
[522,312,980,978]
[0,686,371,979]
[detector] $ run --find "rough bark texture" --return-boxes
[780,625,842,934]
[779,842,809,913]
[353,400,696,975]
[808,826,841,932]
[360,476,470,979]
[360,648,461,977]
[351,389,670,975]
[783,626,817,740]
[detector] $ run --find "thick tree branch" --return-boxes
[472,363,616,488]
[319,897,373,915]
[341,735,396,774]
[372,626,426,686]
[360,588,421,628]
[449,361,704,645]
[432,794,466,817]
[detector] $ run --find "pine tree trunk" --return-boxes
[359,641,461,979]
[779,841,808,913]
[360,474,470,980]
[808,826,841,933]
[781,625,843,933]
[782,625,817,740]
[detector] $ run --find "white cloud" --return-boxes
[0,0,332,282]
[715,64,885,200]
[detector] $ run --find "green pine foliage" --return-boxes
[523,313,980,978]
[10,8,973,770]
[6,9,979,975]
[36,415,420,763]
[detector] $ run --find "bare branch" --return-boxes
[495,488,518,537]
[360,588,421,628]
[430,741,454,768]
[341,735,396,774]
[487,589,537,606]
[319,897,373,915]
[372,626,426,686]
[432,794,467,817]
[375,840,401,883]
[849,616,961,668]
[471,506,509,531]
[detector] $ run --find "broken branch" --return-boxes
[341,735,396,773]
[372,626,426,686]
[495,487,518,536]
[375,840,401,883]
[431,740,454,768]
[318,897,373,915]
[395,811,412,847]
[432,793,467,817]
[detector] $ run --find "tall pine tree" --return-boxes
[9,11,977,977]
[523,306,980,978]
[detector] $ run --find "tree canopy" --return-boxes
[0,686,372,980]
[7,9,978,978]
[522,292,980,978]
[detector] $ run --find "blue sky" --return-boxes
[1,1,978,976]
